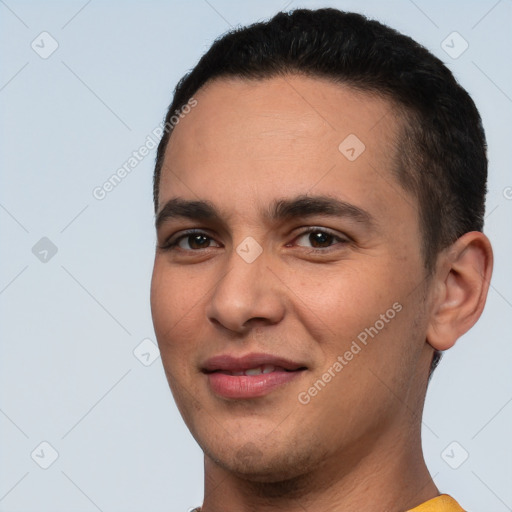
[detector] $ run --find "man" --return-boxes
[150,8,493,512]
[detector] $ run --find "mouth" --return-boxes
[204,364,306,376]
[201,353,308,399]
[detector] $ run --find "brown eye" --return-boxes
[295,229,347,249]
[162,231,222,251]
[308,231,334,248]
[182,234,211,250]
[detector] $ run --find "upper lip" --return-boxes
[201,352,307,372]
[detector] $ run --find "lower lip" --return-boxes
[205,369,305,399]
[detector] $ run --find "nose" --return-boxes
[205,247,285,334]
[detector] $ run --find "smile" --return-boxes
[211,364,299,376]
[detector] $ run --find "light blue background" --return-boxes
[1,1,511,510]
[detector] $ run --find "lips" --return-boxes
[215,364,292,376]
[202,353,307,373]
[202,353,307,399]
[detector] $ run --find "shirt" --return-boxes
[408,494,465,511]
[191,494,466,511]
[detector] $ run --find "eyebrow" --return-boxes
[155,198,221,229]
[269,195,374,226]
[155,195,375,229]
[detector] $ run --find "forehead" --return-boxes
[165,75,398,156]
[159,75,410,223]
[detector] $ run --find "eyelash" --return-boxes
[292,226,349,249]
[160,227,350,253]
[160,229,220,251]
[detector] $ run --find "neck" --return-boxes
[199,422,438,512]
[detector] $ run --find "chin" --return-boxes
[203,438,320,484]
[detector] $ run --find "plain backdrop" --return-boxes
[1,1,511,511]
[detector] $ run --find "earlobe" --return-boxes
[426,231,493,351]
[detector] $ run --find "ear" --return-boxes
[426,231,493,351]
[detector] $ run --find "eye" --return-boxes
[162,230,221,251]
[293,228,348,249]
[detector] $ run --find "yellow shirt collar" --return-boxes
[407,494,465,511]
[191,494,465,512]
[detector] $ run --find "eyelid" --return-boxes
[292,226,351,246]
[159,226,351,252]
[160,228,221,250]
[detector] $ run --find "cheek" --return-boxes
[150,260,200,355]
[290,261,418,377]
[291,265,391,335]
[151,256,205,318]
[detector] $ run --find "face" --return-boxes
[151,75,435,482]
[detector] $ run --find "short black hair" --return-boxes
[153,8,488,374]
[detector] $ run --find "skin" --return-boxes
[150,75,493,512]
